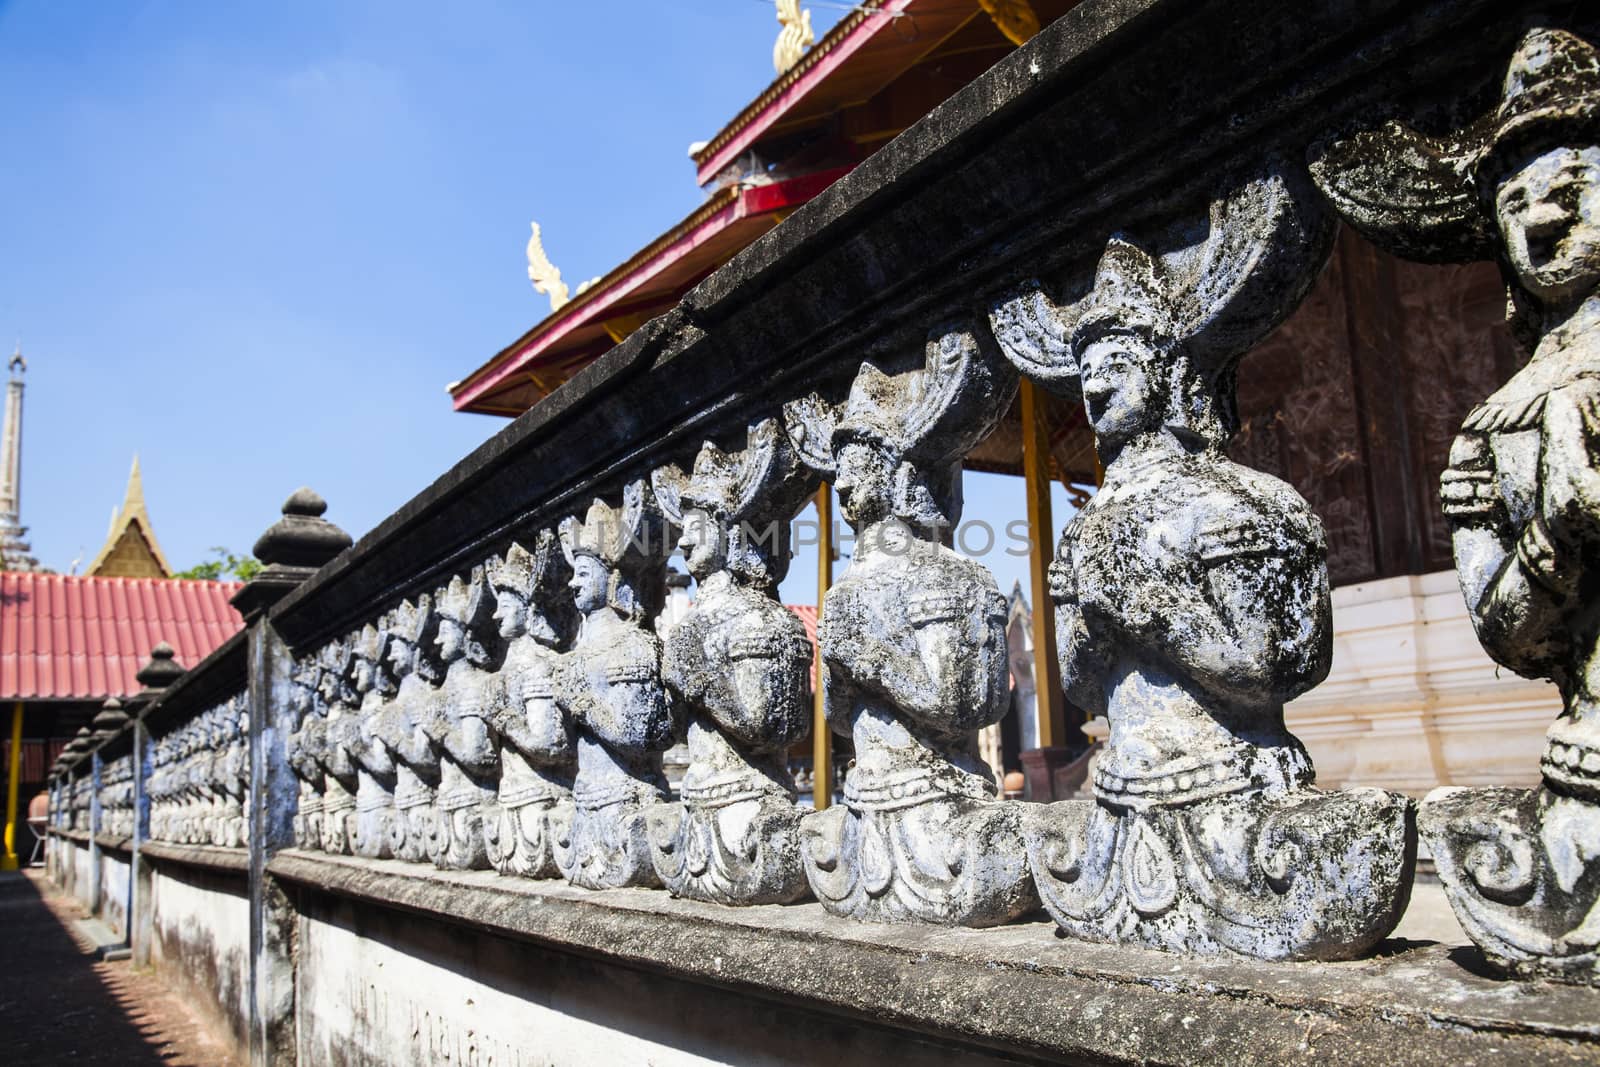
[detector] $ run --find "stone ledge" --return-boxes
[267,850,1600,1066]
[54,828,91,844]
[141,842,250,875]
[93,834,132,855]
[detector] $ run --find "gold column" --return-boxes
[1020,380,1067,749]
[812,485,834,811]
[1,702,22,871]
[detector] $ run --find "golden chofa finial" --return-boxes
[978,0,1041,46]
[526,221,571,313]
[773,0,814,75]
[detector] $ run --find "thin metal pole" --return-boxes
[1020,380,1067,749]
[3,702,23,871]
[812,485,834,811]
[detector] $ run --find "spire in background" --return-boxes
[85,454,173,578]
[0,343,40,572]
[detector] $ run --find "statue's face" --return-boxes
[352,657,373,694]
[435,617,466,662]
[568,554,609,614]
[676,507,725,579]
[1497,144,1600,308]
[835,440,893,527]
[1080,335,1157,448]
[386,636,412,677]
[492,589,526,639]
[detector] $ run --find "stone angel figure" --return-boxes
[376,596,446,863]
[481,532,578,879]
[990,161,1415,960]
[646,417,818,905]
[426,570,503,870]
[783,323,1038,927]
[315,639,361,856]
[550,482,679,890]
[1313,26,1600,982]
[216,697,250,848]
[343,624,399,860]
[285,657,327,851]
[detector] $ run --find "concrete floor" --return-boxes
[0,870,240,1066]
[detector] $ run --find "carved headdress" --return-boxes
[784,323,1017,528]
[991,162,1334,445]
[437,569,495,633]
[389,594,443,683]
[653,417,816,586]
[490,530,577,645]
[559,480,672,621]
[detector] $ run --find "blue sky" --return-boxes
[0,1,1075,604]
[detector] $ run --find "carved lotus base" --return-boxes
[800,795,1037,927]
[427,788,493,870]
[1026,787,1414,960]
[352,799,396,860]
[552,798,661,890]
[646,793,809,905]
[389,799,436,863]
[320,788,357,855]
[1421,785,1600,984]
[484,797,561,879]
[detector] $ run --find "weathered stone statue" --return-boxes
[784,326,1036,926]
[426,571,501,870]
[316,639,360,856]
[287,658,327,850]
[344,624,398,859]
[377,596,445,863]
[551,483,678,889]
[646,418,817,904]
[217,696,250,848]
[483,533,577,878]
[991,165,1416,959]
[1314,27,1600,982]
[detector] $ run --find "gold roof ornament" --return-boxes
[774,0,814,76]
[86,455,173,578]
[977,0,1041,47]
[526,221,571,314]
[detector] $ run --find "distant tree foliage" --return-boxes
[174,547,262,582]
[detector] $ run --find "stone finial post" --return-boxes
[236,488,349,1067]
[127,645,182,969]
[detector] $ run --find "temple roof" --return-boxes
[0,571,243,700]
[85,456,172,579]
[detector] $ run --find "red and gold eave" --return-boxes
[450,167,852,416]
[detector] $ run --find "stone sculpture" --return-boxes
[217,696,250,848]
[483,533,577,878]
[646,418,817,904]
[427,571,501,870]
[379,596,445,863]
[784,325,1037,926]
[551,482,678,889]
[286,658,327,850]
[990,164,1416,959]
[1313,26,1600,982]
[316,639,360,856]
[344,624,398,859]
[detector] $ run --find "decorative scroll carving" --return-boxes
[785,324,1037,927]
[381,596,446,862]
[551,483,678,889]
[992,163,1416,959]
[646,418,817,904]
[483,533,577,878]
[427,571,501,870]
[1316,26,1600,982]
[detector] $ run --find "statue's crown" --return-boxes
[1478,27,1600,185]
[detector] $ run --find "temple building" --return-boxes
[446,1,1560,804]
[84,457,174,579]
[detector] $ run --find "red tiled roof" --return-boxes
[0,572,244,701]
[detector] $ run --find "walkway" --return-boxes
[0,870,240,1066]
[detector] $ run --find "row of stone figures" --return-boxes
[148,694,251,848]
[69,775,90,833]
[99,755,135,840]
[269,26,1598,980]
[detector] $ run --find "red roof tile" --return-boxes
[0,572,244,700]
